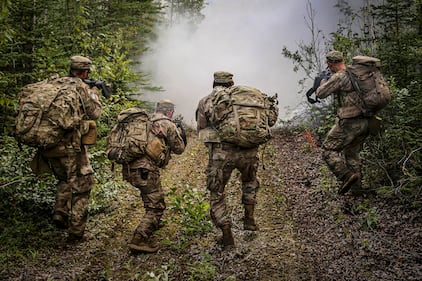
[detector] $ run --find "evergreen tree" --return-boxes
[284,0,422,201]
[0,0,162,134]
[370,0,421,86]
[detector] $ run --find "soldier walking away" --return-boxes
[37,56,103,241]
[123,100,186,253]
[316,51,382,196]
[196,71,278,249]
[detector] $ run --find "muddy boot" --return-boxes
[128,232,160,254]
[221,226,235,249]
[243,204,259,231]
[339,173,359,195]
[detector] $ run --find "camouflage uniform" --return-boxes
[205,143,259,228]
[42,56,103,238]
[196,71,278,248]
[316,54,369,193]
[123,108,185,244]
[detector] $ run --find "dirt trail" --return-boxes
[3,130,421,281]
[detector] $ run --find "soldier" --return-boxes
[316,50,369,196]
[196,71,233,145]
[196,71,278,249]
[124,99,186,253]
[41,55,103,241]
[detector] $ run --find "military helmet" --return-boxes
[156,99,175,112]
[326,51,344,63]
[70,55,92,70]
[213,71,233,83]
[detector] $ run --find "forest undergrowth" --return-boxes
[1,129,421,281]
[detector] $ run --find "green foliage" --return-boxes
[166,186,213,249]
[319,165,336,192]
[356,202,379,230]
[188,253,216,281]
[0,135,63,272]
[362,81,422,204]
[0,136,56,212]
[328,1,421,204]
[144,265,171,281]
[88,147,125,214]
[0,0,165,228]
[284,0,422,205]
[0,0,162,133]
[162,0,206,26]
[371,0,422,87]
[0,216,61,274]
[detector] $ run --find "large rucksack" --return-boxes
[346,56,392,116]
[15,76,83,149]
[211,85,277,148]
[106,108,167,164]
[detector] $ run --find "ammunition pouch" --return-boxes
[145,137,166,163]
[81,120,97,145]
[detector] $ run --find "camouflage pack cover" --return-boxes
[211,85,276,148]
[347,56,392,115]
[15,76,83,149]
[106,108,166,164]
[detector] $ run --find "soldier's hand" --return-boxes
[319,79,328,86]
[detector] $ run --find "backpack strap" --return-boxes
[345,68,369,117]
[345,68,362,94]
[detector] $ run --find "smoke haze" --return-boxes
[139,0,340,126]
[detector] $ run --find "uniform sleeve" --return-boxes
[79,84,103,120]
[196,96,209,131]
[165,120,185,155]
[316,72,344,99]
[268,102,279,127]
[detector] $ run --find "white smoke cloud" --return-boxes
[139,0,339,126]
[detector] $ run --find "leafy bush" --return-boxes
[362,80,422,205]
[166,186,213,248]
[188,253,216,281]
[0,136,56,214]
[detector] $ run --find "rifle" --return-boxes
[268,93,278,105]
[83,79,112,99]
[305,69,331,104]
[173,114,187,146]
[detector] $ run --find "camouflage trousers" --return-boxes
[47,148,94,237]
[206,143,259,228]
[124,167,166,239]
[322,117,369,183]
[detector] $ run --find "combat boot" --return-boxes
[339,172,359,195]
[221,226,235,249]
[243,204,259,231]
[128,232,160,253]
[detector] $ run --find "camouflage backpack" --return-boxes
[106,108,167,164]
[14,76,84,149]
[346,56,392,116]
[211,85,277,148]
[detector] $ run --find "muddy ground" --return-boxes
[2,129,421,280]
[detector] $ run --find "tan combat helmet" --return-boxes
[213,71,234,83]
[70,55,93,70]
